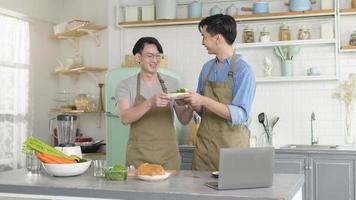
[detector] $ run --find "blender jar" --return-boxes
[55,114,78,147]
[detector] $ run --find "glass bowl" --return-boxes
[103,166,127,181]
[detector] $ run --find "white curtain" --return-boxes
[0,14,30,171]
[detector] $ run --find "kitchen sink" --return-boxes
[282,144,339,150]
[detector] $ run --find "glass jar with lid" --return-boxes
[260,27,270,42]
[298,25,311,40]
[349,30,356,46]
[279,24,291,41]
[243,25,254,43]
[74,93,90,111]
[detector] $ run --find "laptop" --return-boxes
[206,147,275,190]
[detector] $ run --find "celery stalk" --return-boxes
[22,137,73,160]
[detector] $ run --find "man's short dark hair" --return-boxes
[198,14,237,45]
[132,37,163,55]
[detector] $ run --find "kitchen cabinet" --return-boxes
[117,1,340,83]
[275,151,356,200]
[179,145,195,170]
[274,153,308,200]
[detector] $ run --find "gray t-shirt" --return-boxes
[116,73,180,106]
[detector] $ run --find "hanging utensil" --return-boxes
[287,46,301,60]
[271,117,280,131]
[258,113,267,131]
[258,113,269,142]
[265,114,271,143]
[265,114,269,132]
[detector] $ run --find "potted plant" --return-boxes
[333,73,356,145]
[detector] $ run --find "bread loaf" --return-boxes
[137,163,165,176]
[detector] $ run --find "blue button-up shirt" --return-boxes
[197,55,256,126]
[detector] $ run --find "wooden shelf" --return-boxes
[235,39,336,49]
[51,23,107,39]
[54,66,108,75]
[257,75,338,83]
[118,9,335,28]
[51,109,105,114]
[236,9,334,21]
[340,45,356,52]
[340,8,356,15]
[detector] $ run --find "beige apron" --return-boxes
[192,54,250,171]
[126,73,181,170]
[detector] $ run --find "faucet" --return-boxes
[311,112,318,145]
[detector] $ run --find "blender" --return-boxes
[49,114,82,158]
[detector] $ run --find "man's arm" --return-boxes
[184,92,231,120]
[117,93,170,124]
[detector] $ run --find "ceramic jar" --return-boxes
[226,4,238,16]
[298,25,311,40]
[155,0,177,19]
[349,30,356,46]
[279,24,291,41]
[188,1,202,18]
[260,27,270,42]
[289,0,312,11]
[243,25,254,43]
[253,2,269,14]
[210,5,223,16]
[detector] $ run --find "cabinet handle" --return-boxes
[304,165,312,170]
[105,112,119,118]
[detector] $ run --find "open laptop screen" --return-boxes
[206,147,275,190]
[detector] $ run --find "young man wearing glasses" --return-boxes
[116,37,192,170]
[180,14,256,171]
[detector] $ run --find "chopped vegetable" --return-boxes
[112,165,126,171]
[69,155,87,162]
[104,165,127,181]
[176,88,188,93]
[22,137,74,161]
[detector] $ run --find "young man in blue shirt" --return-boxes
[179,14,256,171]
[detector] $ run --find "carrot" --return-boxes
[37,153,76,164]
[36,153,56,164]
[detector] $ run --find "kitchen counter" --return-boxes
[0,169,304,200]
[276,145,356,155]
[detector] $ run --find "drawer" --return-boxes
[181,163,192,170]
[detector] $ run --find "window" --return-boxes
[0,13,30,171]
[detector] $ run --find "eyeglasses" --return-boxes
[142,53,163,61]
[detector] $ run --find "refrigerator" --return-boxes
[105,67,183,166]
